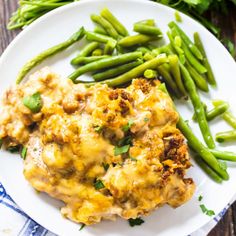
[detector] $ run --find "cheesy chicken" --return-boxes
[0,67,195,225]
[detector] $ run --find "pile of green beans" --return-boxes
[15,8,236,183]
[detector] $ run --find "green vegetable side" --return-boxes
[9,7,236,187]
[7,1,236,58]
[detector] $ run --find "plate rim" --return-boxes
[0,0,236,235]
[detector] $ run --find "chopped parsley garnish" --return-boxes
[206,210,215,217]
[21,147,27,160]
[200,204,207,213]
[114,144,130,156]
[94,125,103,133]
[118,135,132,146]
[102,162,109,171]
[94,180,105,190]
[79,223,86,231]
[200,204,215,217]
[122,120,134,132]
[7,145,21,153]
[144,117,149,122]
[198,195,203,202]
[23,92,42,113]
[128,217,145,227]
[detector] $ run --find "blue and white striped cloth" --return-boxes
[0,181,231,236]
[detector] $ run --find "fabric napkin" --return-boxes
[0,181,232,236]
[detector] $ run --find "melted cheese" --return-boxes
[0,67,195,225]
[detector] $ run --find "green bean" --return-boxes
[92,48,103,56]
[101,54,168,87]
[207,103,229,121]
[94,26,108,35]
[166,31,186,64]
[180,119,227,180]
[104,40,116,55]
[157,64,181,98]
[133,23,162,36]
[193,155,223,183]
[77,42,99,57]
[179,36,207,74]
[143,52,155,61]
[167,31,184,55]
[93,60,143,81]
[169,28,207,74]
[86,31,117,45]
[16,27,85,84]
[144,69,158,79]
[194,32,216,86]
[212,100,224,107]
[136,46,151,55]
[212,100,236,129]
[91,14,119,39]
[118,34,159,48]
[71,56,110,66]
[116,44,126,54]
[222,112,236,129]
[168,21,203,60]
[152,44,173,56]
[192,103,207,121]
[185,62,209,92]
[135,19,155,26]
[210,149,236,162]
[135,19,155,27]
[68,52,142,82]
[216,130,236,143]
[158,84,228,180]
[175,11,182,23]
[100,8,128,36]
[168,55,187,97]
[179,63,215,149]
[174,36,182,47]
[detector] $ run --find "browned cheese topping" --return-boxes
[0,67,195,225]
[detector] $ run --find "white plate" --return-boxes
[0,0,236,235]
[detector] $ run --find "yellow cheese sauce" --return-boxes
[0,67,195,225]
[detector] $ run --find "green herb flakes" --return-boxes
[102,162,109,171]
[118,135,132,146]
[200,204,207,213]
[122,120,134,132]
[128,217,145,227]
[94,125,103,133]
[94,179,105,190]
[200,204,215,217]
[198,195,203,202]
[7,145,21,153]
[79,223,86,231]
[206,210,215,216]
[23,92,42,113]
[114,145,130,156]
[21,147,27,160]
[144,117,149,122]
